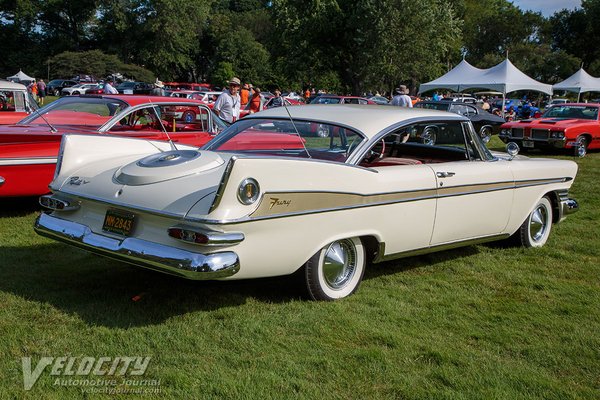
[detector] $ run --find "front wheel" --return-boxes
[573,135,588,157]
[518,196,553,248]
[304,237,366,300]
[54,89,60,96]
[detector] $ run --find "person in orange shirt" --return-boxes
[249,87,263,114]
[304,88,310,102]
[240,83,251,107]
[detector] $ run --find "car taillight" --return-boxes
[39,195,79,211]
[168,227,209,244]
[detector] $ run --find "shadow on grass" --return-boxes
[0,238,482,328]
[0,197,42,218]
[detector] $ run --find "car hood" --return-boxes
[505,118,594,129]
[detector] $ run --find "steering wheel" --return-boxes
[364,138,386,164]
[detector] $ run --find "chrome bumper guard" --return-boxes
[560,198,579,221]
[34,213,240,280]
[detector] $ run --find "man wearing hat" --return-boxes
[391,85,413,107]
[213,77,241,123]
[151,79,165,96]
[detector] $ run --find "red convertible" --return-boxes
[0,95,229,197]
[499,103,599,157]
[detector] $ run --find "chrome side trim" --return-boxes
[373,233,511,263]
[0,176,4,187]
[169,224,244,246]
[55,176,573,226]
[34,213,240,280]
[0,157,58,166]
[208,156,236,213]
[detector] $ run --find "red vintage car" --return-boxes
[0,95,229,197]
[0,81,39,124]
[499,103,600,157]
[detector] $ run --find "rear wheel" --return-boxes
[518,196,552,248]
[573,135,588,157]
[304,237,366,300]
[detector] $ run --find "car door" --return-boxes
[156,104,215,147]
[428,121,513,245]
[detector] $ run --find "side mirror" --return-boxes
[506,142,520,160]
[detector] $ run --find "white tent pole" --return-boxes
[577,91,581,103]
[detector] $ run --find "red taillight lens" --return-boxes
[168,228,209,244]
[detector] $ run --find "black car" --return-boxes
[47,79,78,96]
[116,81,153,95]
[414,101,505,143]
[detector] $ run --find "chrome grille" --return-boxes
[511,128,524,138]
[532,129,549,140]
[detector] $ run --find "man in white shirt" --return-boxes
[104,81,118,95]
[390,85,413,107]
[213,77,241,123]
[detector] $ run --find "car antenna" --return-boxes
[28,104,58,133]
[151,104,178,151]
[281,97,311,158]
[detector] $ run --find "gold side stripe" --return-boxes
[250,177,569,218]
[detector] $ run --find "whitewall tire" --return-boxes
[304,237,366,301]
[518,196,553,248]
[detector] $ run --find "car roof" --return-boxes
[246,104,465,139]
[0,80,27,91]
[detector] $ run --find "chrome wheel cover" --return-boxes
[529,204,549,242]
[480,127,492,143]
[322,239,357,289]
[577,139,587,157]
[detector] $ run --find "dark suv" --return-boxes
[47,79,78,96]
[116,81,153,95]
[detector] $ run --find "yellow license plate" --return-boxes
[102,210,136,236]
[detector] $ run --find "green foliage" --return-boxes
[210,61,235,87]
[49,50,155,82]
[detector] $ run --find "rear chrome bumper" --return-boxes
[560,198,579,220]
[34,213,240,280]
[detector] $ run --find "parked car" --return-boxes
[441,96,477,104]
[310,95,376,105]
[116,81,154,95]
[499,103,600,157]
[367,95,389,105]
[61,83,100,96]
[47,79,78,96]
[414,101,505,143]
[0,80,39,124]
[169,90,207,100]
[0,95,229,197]
[239,96,303,118]
[35,105,578,300]
[84,83,108,95]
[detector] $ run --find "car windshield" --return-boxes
[18,97,128,126]
[117,82,135,89]
[542,105,599,120]
[414,102,450,111]
[203,117,366,163]
[311,97,342,104]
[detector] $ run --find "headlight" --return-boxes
[550,131,565,139]
[237,178,260,205]
[501,129,510,135]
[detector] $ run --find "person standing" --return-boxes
[151,80,165,96]
[249,87,263,114]
[104,81,118,94]
[240,83,251,108]
[213,77,241,123]
[31,80,38,100]
[390,85,412,107]
[37,79,46,105]
[270,89,284,108]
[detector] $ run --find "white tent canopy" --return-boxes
[7,70,35,83]
[553,68,600,100]
[418,59,485,93]
[419,59,553,96]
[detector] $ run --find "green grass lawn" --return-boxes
[0,138,599,399]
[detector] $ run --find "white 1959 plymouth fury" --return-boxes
[35,105,579,300]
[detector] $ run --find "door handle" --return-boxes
[436,171,456,178]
